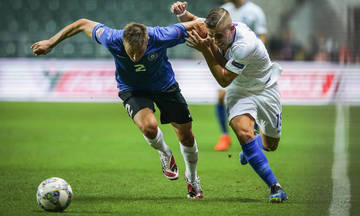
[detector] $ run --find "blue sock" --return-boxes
[257,136,269,152]
[253,123,269,151]
[241,134,277,187]
[216,103,227,134]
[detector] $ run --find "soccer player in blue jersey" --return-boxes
[31,18,204,199]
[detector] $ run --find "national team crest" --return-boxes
[147,52,158,61]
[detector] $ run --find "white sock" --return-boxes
[143,127,171,156]
[180,139,198,182]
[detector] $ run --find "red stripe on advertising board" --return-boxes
[53,70,117,97]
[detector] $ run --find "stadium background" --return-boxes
[1,0,359,61]
[1,0,360,215]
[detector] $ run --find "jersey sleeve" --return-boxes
[152,23,187,48]
[254,9,267,35]
[92,24,123,50]
[225,42,252,74]
[225,58,246,75]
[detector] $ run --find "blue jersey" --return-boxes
[92,23,187,92]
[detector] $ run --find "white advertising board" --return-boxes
[0,59,359,105]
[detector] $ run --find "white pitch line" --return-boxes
[329,105,351,216]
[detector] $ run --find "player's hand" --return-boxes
[31,40,53,56]
[170,1,187,15]
[185,30,214,53]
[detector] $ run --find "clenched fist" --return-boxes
[170,1,188,15]
[31,40,53,56]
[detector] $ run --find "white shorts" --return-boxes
[225,84,282,138]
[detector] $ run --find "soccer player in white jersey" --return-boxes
[213,0,268,151]
[171,2,287,202]
[222,0,267,42]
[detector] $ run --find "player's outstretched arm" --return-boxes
[170,1,198,22]
[180,19,208,39]
[31,19,99,56]
[186,30,237,87]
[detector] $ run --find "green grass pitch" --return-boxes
[0,102,359,216]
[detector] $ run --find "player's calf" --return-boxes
[262,136,280,152]
[172,124,195,147]
[265,143,278,151]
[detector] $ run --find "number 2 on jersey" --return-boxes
[134,64,146,72]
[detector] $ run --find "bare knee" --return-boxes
[236,129,254,144]
[133,109,158,139]
[230,115,255,144]
[140,120,158,139]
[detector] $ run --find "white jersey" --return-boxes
[224,22,281,91]
[221,1,267,35]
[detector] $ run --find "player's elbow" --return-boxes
[214,68,233,87]
[219,80,231,88]
[220,69,237,87]
[219,83,227,88]
[219,75,235,87]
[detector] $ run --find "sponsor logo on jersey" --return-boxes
[231,60,245,69]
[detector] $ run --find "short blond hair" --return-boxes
[205,8,231,29]
[123,22,148,48]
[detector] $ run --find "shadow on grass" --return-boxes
[32,196,262,215]
[75,195,260,203]
[33,209,114,215]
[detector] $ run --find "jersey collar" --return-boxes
[231,23,237,45]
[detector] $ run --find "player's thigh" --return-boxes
[229,114,256,144]
[226,90,257,143]
[171,121,194,146]
[154,83,193,125]
[225,90,257,124]
[255,84,282,148]
[133,108,158,133]
[118,91,158,135]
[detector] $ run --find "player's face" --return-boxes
[124,39,149,63]
[208,24,234,51]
